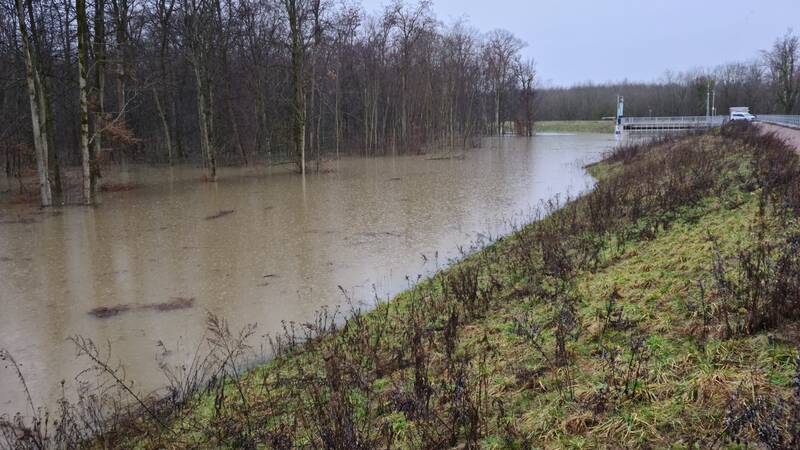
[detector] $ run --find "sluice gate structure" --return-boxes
[620,116,725,134]
[614,95,725,136]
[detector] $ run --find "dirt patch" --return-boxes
[204,210,235,220]
[89,297,195,319]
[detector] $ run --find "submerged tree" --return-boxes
[77,0,92,204]
[483,29,525,136]
[515,58,536,136]
[181,0,218,181]
[13,0,53,206]
[283,0,307,174]
[3,0,542,205]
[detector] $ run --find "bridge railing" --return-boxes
[758,115,800,129]
[621,116,725,128]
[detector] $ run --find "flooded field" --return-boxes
[0,134,613,414]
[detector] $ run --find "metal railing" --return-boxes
[621,116,725,131]
[758,115,800,129]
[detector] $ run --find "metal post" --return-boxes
[712,89,716,117]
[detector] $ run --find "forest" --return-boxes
[2,0,536,207]
[1,0,798,207]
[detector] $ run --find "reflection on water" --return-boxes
[0,134,613,414]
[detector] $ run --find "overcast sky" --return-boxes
[359,0,800,86]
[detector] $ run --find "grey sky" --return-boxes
[360,0,800,86]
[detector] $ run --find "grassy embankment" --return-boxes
[7,123,800,449]
[534,120,615,134]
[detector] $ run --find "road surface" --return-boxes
[759,122,800,154]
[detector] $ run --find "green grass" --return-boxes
[535,120,615,134]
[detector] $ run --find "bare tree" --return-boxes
[77,0,92,204]
[515,58,536,136]
[149,0,176,164]
[483,29,524,136]
[764,30,800,114]
[111,0,131,121]
[181,0,217,181]
[13,0,53,206]
[2,0,543,204]
[283,0,309,174]
[93,0,106,188]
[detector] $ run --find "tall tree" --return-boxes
[14,0,53,206]
[181,0,217,181]
[283,0,306,174]
[93,0,106,189]
[148,0,176,164]
[77,0,92,204]
[765,31,800,114]
[483,29,524,136]
[111,0,130,121]
[515,58,536,137]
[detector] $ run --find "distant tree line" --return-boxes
[1,0,538,205]
[536,31,800,121]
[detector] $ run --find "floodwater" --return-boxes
[0,134,614,415]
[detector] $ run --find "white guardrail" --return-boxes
[620,116,726,130]
[758,115,800,129]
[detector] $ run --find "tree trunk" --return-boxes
[335,65,340,159]
[495,87,501,136]
[153,86,172,164]
[92,0,105,199]
[77,0,92,204]
[285,0,305,175]
[112,0,128,123]
[194,64,215,181]
[227,97,247,166]
[15,0,52,207]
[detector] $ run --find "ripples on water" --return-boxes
[0,134,614,414]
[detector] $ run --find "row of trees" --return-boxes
[536,32,800,121]
[2,0,538,206]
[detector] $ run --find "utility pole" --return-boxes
[712,89,716,117]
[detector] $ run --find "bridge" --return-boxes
[619,116,725,134]
[612,96,800,136]
[758,115,800,129]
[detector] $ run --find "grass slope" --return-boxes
[534,121,615,134]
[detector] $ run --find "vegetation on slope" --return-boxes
[534,120,615,134]
[4,123,800,449]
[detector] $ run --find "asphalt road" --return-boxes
[759,122,800,154]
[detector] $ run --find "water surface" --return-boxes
[0,134,613,414]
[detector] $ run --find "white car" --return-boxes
[730,112,756,122]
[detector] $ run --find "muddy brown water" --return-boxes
[0,134,614,415]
